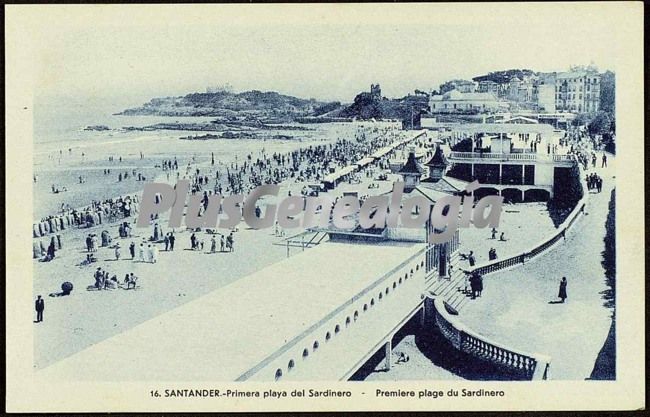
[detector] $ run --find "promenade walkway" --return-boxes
[459,155,615,380]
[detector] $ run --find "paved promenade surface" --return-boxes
[459,155,615,380]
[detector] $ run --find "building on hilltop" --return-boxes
[370,83,382,99]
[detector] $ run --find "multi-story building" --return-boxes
[429,90,505,114]
[555,71,600,113]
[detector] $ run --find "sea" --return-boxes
[32,94,357,219]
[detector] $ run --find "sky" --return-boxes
[9,3,629,106]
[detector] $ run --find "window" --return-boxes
[275,369,283,381]
[302,348,309,358]
[325,332,331,341]
[335,325,340,334]
[288,359,295,371]
[385,287,389,295]
[393,282,397,289]
[371,298,375,306]
[363,304,368,312]
[379,292,383,300]
[313,341,319,351]
[354,311,359,321]
[346,316,351,326]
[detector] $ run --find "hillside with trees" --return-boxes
[472,69,535,83]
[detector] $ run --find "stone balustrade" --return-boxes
[467,153,587,277]
[431,297,551,380]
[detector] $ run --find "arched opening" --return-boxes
[302,348,309,359]
[474,187,499,200]
[399,277,402,284]
[385,287,389,295]
[325,332,331,341]
[363,304,368,311]
[416,264,420,271]
[275,369,283,381]
[313,341,319,351]
[379,292,383,300]
[524,188,550,202]
[345,316,351,327]
[335,324,340,334]
[371,298,375,306]
[393,282,397,289]
[354,311,359,321]
[288,359,295,371]
[502,188,523,203]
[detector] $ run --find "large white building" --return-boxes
[555,71,601,113]
[429,90,505,114]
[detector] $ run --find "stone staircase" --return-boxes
[425,252,474,312]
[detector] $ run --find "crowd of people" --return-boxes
[92,267,139,290]
[35,194,139,237]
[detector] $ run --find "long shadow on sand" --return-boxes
[350,316,529,381]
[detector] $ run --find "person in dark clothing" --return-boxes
[169,233,175,251]
[558,277,568,303]
[35,295,45,322]
[129,241,136,259]
[468,251,476,267]
[601,153,607,168]
[477,274,483,297]
[469,273,478,299]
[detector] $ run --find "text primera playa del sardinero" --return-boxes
[136,180,503,244]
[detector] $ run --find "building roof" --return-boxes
[556,71,598,80]
[502,116,539,124]
[425,122,557,135]
[431,90,499,102]
[398,151,424,175]
[414,177,462,201]
[425,145,448,167]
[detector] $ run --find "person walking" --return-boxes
[602,153,607,168]
[227,232,234,252]
[210,236,217,253]
[114,243,121,261]
[220,235,225,252]
[558,277,568,303]
[35,295,45,323]
[129,241,136,259]
[477,274,483,297]
[169,233,175,251]
[137,243,145,262]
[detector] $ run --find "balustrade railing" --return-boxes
[449,151,538,162]
[466,153,586,277]
[449,151,577,164]
[432,298,550,380]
